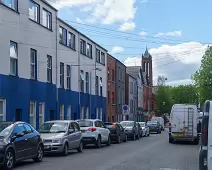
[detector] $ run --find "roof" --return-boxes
[45,120,74,123]
[58,18,108,52]
[75,119,101,121]
[41,0,57,11]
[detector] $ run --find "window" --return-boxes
[39,102,44,126]
[59,26,67,45]
[42,9,52,29]
[67,65,71,90]
[81,107,84,119]
[95,76,99,95]
[100,77,103,96]
[29,0,39,22]
[108,91,110,104]
[112,69,115,81]
[100,108,102,120]
[112,92,115,104]
[86,43,92,58]
[30,49,37,80]
[60,62,64,88]
[0,99,6,121]
[80,70,84,92]
[118,88,120,104]
[47,55,52,83]
[68,32,75,49]
[13,124,25,135]
[130,100,133,113]
[96,49,100,62]
[10,41,18,76]
[30,101,36,128]
[24,124,33,134]
[130,82,133,93]
[60,105,64,120]
[96,108,99,119]
[86,107,89,119]
[80,39,86,55]
[108,68,110,80]
[66,105,71,120]
[85,72,89,93]
[101,52,105,65]
[2,0,18,11]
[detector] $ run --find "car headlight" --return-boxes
[52,138,62,143]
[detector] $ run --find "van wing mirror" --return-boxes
[68,129,74,134]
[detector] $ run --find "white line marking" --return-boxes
[160,168,180,170]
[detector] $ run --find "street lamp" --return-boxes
[89,68,102,119]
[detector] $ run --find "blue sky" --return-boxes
[51,0,211,85]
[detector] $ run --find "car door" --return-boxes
[145,123,149,134]
[73,122,81,148]
[96,121,107,142]
[134,122,138,135]
[23,123,38,156]
[118,124,126,139]
[11,124,29,159]
[67,122,76,149]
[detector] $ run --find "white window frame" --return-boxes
[96,108,99,119]
[67,65,71,90]
[30,101,36,128]
[30,49,36,80]
[67,105,71,120]
[47,55,52,83]
[86,107,89,119]
[59,26,67,45]
[0,99,6,121]
[60,105,64,120]
[29,0,39,22]
[86,43,92,58]
[60,62,64,88]
[68,32,75,49]
[39,102,45,127]
[81,107,84,119]
[100,108,102,120]
[101,52,105,65]
[42,8,52,29]
[10,41,18,76]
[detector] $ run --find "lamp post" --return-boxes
[162,101,166,116]
[89,68,102,119]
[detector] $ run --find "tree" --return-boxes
[193,46,212,108]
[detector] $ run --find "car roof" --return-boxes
[44,120,74,123]
[76,119,102,122]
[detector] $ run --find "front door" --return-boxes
[50,110,54,121]
[15,109,22,121]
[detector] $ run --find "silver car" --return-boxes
[39,120,83,156]
[139,122,150,137]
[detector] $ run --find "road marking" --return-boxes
[160,168,180,170]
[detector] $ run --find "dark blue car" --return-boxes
[147,121,161,134]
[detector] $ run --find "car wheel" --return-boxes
[33,145,44,163]
[106,135,111,146]
[77,141,83,153]
[123,134,127,142]
[63,143,68,156]
[4,149,14,170]
[95,136,101,148]
[137,133,140,140]
[169,137,173,143]
[117,135,121,144]
[133,133,136,140]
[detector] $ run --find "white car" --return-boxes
[139,122,150,137]
[76,119,111,148]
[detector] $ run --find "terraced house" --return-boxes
[0,0,107,129]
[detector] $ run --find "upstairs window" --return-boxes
[10,41,18,76]
[85,72,89,93]
[30,49,37,80]
[47,55,52,83]
[95,76,99,95]
[2,0,18,11]
[80,39,86,55]
[42,8,52,30]
[29,0,39,23]
[68,32,75,49]
[80,70,84,92]
[101,52,105,65]
[59,26,67,45]
[96,49,100,62]
[60,62,64,88]
[87,43,92,58]
[112,69,115,81]
[100,77,103,96]
[67,65,71,90]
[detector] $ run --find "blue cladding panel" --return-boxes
[0,74,107,129]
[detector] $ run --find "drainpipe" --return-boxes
[78,33,81,119]
[56,17,58,121]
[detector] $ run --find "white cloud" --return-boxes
[119,21,136,31]
[154,31,182,38]
[111,46,125,54]
[140,31,148,36]
[124,42,209,86]
[167,79,193,86]
[51,0,137,25]
[76,17,84,24]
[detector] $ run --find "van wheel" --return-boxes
[169,137,173,143]
[63,143,68,156]
[77,141,83,152]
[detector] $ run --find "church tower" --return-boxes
[142,46,153,86]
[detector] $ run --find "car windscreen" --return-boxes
[139,123,145,127]
[147,123,157,126]
[39,122,68,133]
[78,121,93,127]
[0,123,14,137]
[104,123,114,128]
[120,122,134,127]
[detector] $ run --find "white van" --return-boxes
[169,104,199,144]
[152,117,164,131]
[199,100,211,170]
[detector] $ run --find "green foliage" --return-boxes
[192,46,212,108]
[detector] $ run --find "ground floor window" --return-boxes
[81,107,84,119]
[96,108,99,119]
[30,101,36,128]
[100,108,102,120]
[39,102,45,127]
[0,99,6,121]
[67,105,71,120]
[60,105,64,120]
[86,107,89,119]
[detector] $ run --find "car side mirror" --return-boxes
[14,132,24,138]
[68,129,74,134]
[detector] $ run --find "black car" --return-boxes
[136,122,143,137]
[104,122,127,143]
[0,121,44,170]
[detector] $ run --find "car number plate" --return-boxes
[44,145,50,149]
[173,133,183,137]
[81,130,86,133]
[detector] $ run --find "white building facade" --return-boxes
[0,0,107,129]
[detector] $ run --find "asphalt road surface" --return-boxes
[15,130,199,170]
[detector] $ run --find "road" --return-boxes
[15,130,199,170]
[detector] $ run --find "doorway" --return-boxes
[15,109,22,121]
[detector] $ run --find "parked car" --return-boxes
[76,119,111,148]
[147,121,161,134]
[0,121,44,170]
[39,120,83,156]
[104,122,127,143]
[120,121,139,140]
[139,122,150,137]
[136,122,143,137]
